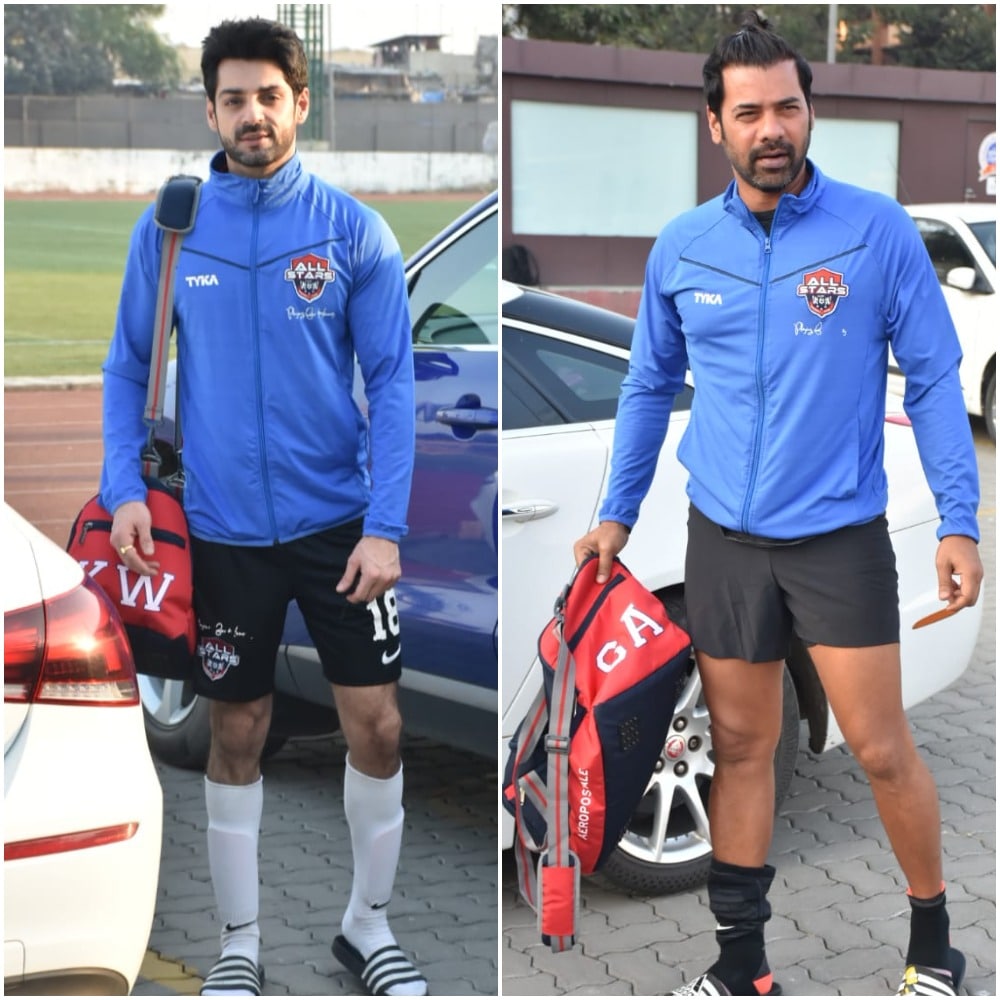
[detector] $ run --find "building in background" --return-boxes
[502,36,995,314]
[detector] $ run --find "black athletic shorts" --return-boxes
[191,518,403,701]
[684,504,900,662]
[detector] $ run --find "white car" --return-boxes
[500,281,984,895]
[3,503,163,995]
[891,202,996,441]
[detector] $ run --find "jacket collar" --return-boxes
[207,149,307,208]
[723,158,825,226]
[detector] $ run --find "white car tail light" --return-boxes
[4,577,139,706]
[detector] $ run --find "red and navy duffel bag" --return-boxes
[502,555,692,951]
[67,477,196,680]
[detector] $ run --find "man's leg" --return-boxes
[808,644,954,974]
[190,534,289,998]
[698,654,785,867]
[200,695,272,998]
[290,521,423,994]
[692,653,786,996]
[331,681,427,997]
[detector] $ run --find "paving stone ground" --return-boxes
[4,384,499,998]
[5,387,992,997]
[501,427,996,997]
[135,733,498,996]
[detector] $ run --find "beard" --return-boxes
[219,123,294,171]
[725,131,811,195]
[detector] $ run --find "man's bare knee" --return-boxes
[334,684,403,777]
[852,736,914,785]
[710,716,781,767]
[207,696,272,784]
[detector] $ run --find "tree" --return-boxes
[502,4,996,71]
[502,5,736,51]
[4,5,180,95]
[502,5,854,60]
[846,5,996,71]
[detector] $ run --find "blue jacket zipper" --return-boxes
[741,221,775,533]
[249,185,279,542]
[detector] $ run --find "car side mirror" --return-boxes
[945,266,977,292]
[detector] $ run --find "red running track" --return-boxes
[4,385,104,546]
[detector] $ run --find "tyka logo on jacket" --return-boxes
[284,252,336,303]
[185,274,219,288]
[796,267,850,318]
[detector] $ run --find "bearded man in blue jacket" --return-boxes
[575,12,983,999]
[102,18,426,998]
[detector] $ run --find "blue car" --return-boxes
[139,193,499,767]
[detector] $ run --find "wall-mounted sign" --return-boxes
[978,131,996,196]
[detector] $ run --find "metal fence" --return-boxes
[4,94,497,154]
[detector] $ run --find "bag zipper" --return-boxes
[78,518,187,549]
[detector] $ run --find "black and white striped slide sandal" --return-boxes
[332,935,428,996]
[200,953,264,996]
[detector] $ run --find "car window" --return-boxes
[408,209,498,346]
[503,362,563,430]
[913,218,979,283]
[503,326,694,431]
[968,220,996,267]
[503,326,628,427]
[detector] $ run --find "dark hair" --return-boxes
[703,10,813,117]
[201,18,309,102]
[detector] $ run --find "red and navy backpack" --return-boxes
[502,555,692,951]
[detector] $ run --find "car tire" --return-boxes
[983,367,995,443]
[138,676,287,771]
[596,595,800,897]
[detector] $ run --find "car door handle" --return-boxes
[502,500,559,522]
[435,393,498,430]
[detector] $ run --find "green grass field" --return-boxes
[4,194,483,378]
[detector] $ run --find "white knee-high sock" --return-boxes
[205,777,262,965]
[341,756,404,956]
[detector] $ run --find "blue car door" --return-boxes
[401,198,498,692]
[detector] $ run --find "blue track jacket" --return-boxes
[101,152,415,545]
[599,162,980,543]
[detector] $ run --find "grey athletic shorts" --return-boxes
[191,518,403,701]
[684,504,900,662]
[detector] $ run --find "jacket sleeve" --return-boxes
[347,207,415,541]
[598,233,689,529]
[882,204,981,542]
[99,208,161,515]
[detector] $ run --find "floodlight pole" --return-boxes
[827,3,839,63]
[277,4,329,145]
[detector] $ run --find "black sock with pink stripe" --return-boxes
[906,884,950,971]
[706,859,776,995]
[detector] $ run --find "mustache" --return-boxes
[752,141,794,161]
[237,124,274,139]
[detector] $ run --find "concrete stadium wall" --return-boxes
[4,95,497,154]
[3,147,497,195]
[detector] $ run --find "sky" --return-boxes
[153,1,498,53]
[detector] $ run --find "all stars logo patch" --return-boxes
[284,252,336,303]
[199,638,240,681]
[796,266,849,318]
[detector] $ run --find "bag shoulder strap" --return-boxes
[154,174,202,235]
[142,174,202,477]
